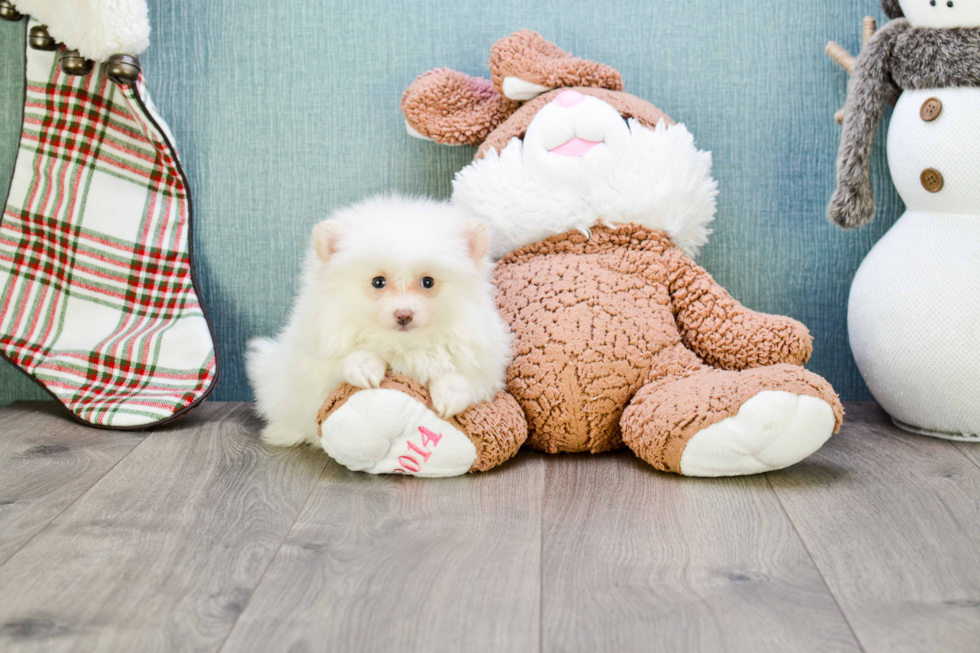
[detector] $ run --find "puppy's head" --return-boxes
[311,196,489,338]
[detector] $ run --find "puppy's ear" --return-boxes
[312,220,347,263]
[462,219,489,263]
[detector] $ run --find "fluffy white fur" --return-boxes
[452,97,718,259]
[247,195,512,447]
[14,0,150,61]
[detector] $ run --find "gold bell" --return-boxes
[60,49,94,76]
[105,54,141,86]
[29,24,59,51]
[0,0,23,21]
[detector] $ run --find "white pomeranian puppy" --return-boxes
[246,195,512,447]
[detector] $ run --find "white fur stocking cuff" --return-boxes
[13,0,150,61]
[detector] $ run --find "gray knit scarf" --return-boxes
[828,20,980,228]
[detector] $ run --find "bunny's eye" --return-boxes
[372,276,386,289]
[421,276,435,289]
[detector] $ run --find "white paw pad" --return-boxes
[320,389,477,477]
[679,392,836,477]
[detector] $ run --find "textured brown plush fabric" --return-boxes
[494,224,842,455]
[476,87,675,160]
[489,29,624,97]
[400,31,657,155]
[401,68,520,146]
[317,374,528,473]
[622,354,843,473]
[664,246,813,369]
[394,30,843,475]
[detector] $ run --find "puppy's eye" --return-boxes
[372,276,386,289]
[421,276,435,289]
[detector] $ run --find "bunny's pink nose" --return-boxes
[555,89,586,108]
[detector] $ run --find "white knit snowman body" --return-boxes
[848,1,980,439]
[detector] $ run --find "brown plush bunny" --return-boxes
[316,31,843,478]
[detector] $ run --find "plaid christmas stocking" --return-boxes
[0,21,218,428]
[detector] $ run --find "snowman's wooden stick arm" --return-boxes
[826,42,856,74]
[827,17,901,124]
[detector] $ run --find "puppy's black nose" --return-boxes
[395,309,414,326]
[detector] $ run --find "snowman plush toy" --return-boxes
[830,0,980,439]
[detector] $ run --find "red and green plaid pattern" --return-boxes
[0,26,217,428]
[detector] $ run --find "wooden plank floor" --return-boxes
[0,401,977,653]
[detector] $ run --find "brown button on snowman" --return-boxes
[829,0,980,440]
[919,97,942,122]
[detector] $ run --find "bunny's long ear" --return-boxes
[401,68,520,146]
[11,0,150,61]
[490,30,624,101]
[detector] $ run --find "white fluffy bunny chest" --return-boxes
[886,87,980,215]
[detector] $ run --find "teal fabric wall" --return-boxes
[0,0,902,406]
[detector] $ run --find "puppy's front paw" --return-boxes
[342,351,387,389]
[429,374,476,418]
